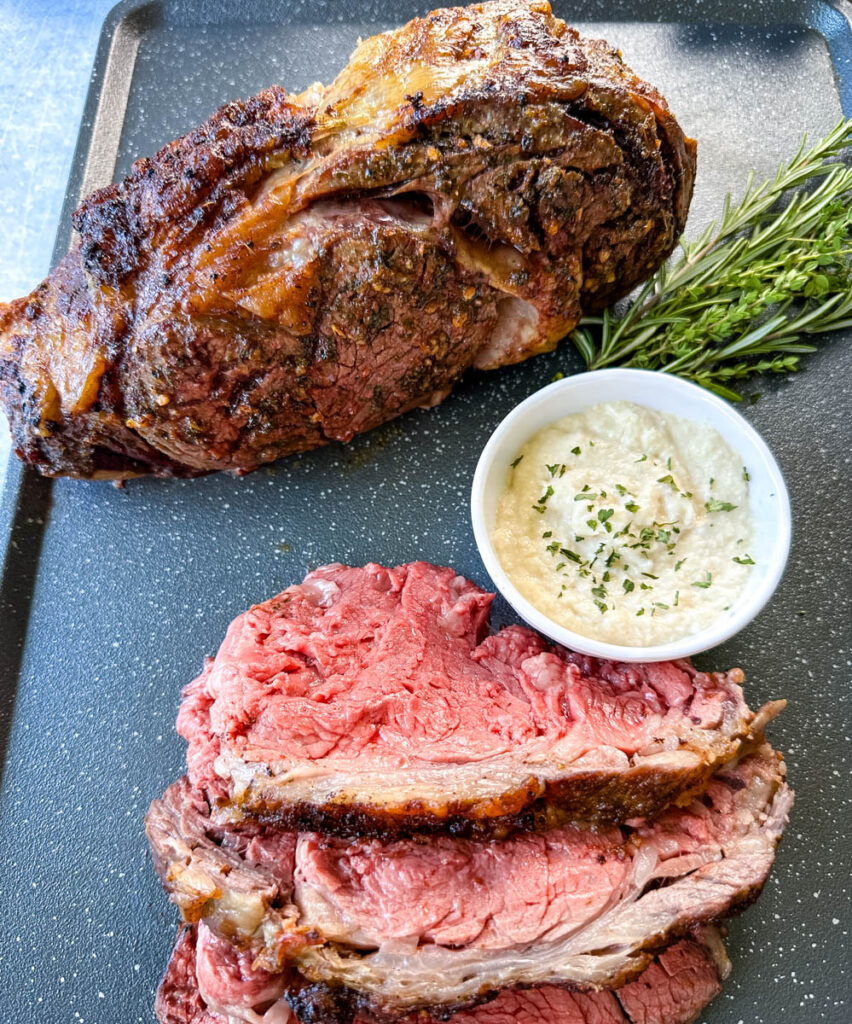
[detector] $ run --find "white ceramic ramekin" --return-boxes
[471,368,791,663]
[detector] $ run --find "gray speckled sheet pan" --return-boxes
[0,1,850,1021]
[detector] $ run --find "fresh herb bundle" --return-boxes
[570,118,852,399]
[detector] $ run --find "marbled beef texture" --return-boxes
[175,561,780,837]
[0,0,695,478]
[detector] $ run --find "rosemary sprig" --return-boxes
[570,118,852,399]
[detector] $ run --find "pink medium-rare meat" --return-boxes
[293,824,628,950]
[177,562,779,837]
[155,923,725,1024]
[615,934,727,1024]
[146,745,790,1020]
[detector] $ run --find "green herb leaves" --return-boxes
[569,118,852,399]
[705,498,738,512]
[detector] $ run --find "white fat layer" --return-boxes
[214,747,714,815]
[474,296,541,369]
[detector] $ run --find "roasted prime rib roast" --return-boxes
[0,0,696,479]
[177,561,781,837]
[148,745,789,1022]
[148,562,791,1024]
[156,921,731,1024]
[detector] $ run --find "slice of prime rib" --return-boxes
[178,561,781,837]
[0,0,696,479]
[147,744,790,1022]
[155,922,730,1024]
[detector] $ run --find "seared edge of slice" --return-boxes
[147,744,790,1022]
[155,922,726,1024]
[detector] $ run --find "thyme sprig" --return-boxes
[570,118,852,399]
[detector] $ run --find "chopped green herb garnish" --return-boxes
[636,608,645,616]
[666,457,672,470]
[623,579,635,593]
[510,455,523,468]
[635,454,647,463]
[692,572,713,589]
[625,501,640,513]
[657,474,678,489]
[733,554,755,565]
[542,531,552,538]
[673,590,680,606]
[594,600,608,614]
[743,466,750,481]
[705,498,737,512]
[598,508,614,523]
[675,558,687,571]
[571,446,581,456]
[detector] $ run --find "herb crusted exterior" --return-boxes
[0,0,695,479]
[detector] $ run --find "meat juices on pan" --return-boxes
[0,0,696,479]
[155,922,728,1024]
[147,745,791,1020]
[177,562,782,836]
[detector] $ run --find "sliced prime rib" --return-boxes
[177,562,780,837]
[156,922,729,1024]
[147,744,790,1022]
[0,0,696,479]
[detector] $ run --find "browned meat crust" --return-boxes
[240,748,757,839]
[0,0,696,479]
